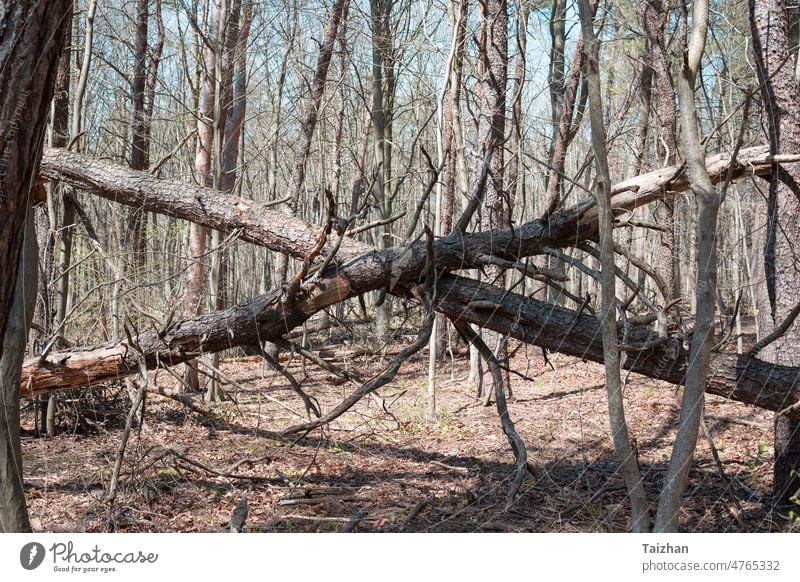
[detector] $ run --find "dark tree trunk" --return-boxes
[129,0,150,271]
[477,0,509,396]
[642,0,679,302]
[0,0,72,533]
[750,0,800,506]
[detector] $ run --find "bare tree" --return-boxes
[654,0,716,532]
[578,0,650,532]
[642,0,679,302]
[370,0,395,342]
[129,0,152,267]
[185,0,220,392]
[434,0,468,359]
[38,14,74,438]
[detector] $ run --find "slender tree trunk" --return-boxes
[185,0,219,391]
[507,1,528,216]
[330,0,350,208]
[616,3,655,302]
[124,0,157,416]
[435,0,467,359]
[654,0,715,532]
[578,0,651,532]
[370,0,394,342]
[545,0,567,305]
[204,0,243,402]
[39,14,73,437]
[129,0,150,270]
[56,0,96,337]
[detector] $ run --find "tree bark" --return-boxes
[185,0,219,391]
[0,0,72,533]
[206,0,243,402]
[476,0,509,397]
[1,216,38,532]
[370,0,394,342]
[750,0,800,506]
[128,0,151,269]
[40,145,799,286]
[40,12,73,438]
[642,0,679,301]
[435,0,468,359]
[18,266,800,418]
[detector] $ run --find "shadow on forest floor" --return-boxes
[20,349,793,533]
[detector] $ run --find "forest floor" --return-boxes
[20,333,797,533]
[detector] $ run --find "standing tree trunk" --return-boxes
[56,0,96,338]
[749,0,800,506]
[0,0,72,533]
[435,0,467,359]
[642,0,679,303]
[477,0,509,397]
[129,0,151,270]
[578,0,651,532]
[204,0,242,402]
[654,0,717,532]
[1,216,38,532]
[545,0,567,305]
[507,1,528,227]
[185,0,220,392]
[125,0,157,417]
[617,4,655,301]
[39,13,73,438]
[370,0,394,342]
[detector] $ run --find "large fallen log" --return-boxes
[39,146,800,280]
[21,147,800,415]
[19,271,800,415]
[436,276,800,416]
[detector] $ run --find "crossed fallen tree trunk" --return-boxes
[18,146,800,418]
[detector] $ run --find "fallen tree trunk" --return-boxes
[21,147,800,416]
[19,271,800,415]
[39,146,800,281]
